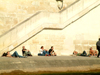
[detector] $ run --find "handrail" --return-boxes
[0,11,41,37]
[0,11,49,51]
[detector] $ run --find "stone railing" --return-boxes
[60,0,98,23]
[0,0,100,55]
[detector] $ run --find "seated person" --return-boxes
[89,47,97,56]
[22,46,32,56]
[38,46,49,56]
[49,46,57,56]
[89,47,94,56]
[94,50,98,56]
[2,51,26,58]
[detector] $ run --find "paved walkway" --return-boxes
[0,56,100,73]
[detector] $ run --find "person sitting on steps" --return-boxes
[89,47,98,56]
[38,46,49,56]
[22,46,32,56]
[89,47,94,56]
[49,46,57,56]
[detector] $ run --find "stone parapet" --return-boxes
[0,56,100,73]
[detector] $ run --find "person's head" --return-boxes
[90,47,92,50]
[22,46,25,49]
[7,51,10,55]
[41,46,44,49]
[51,46,53,49]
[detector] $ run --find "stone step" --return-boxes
[0,56,100,73]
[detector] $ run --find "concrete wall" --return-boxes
[11,2,100,56]
[0,0,76,35]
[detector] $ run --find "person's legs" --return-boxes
[11,51,18,57]
[27,51,31,54]
[54,52,57,56]
[38,53,44,56]
[12,51,25,58]
[46,51,49,55]
[23,51,28,56]
[43,50,47,56]
[97,50,100,57]
[51,52,54,56]
[27,51,32,56]
[80,54,87,56]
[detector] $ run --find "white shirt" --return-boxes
[40,49,43,54]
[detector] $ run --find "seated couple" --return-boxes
[38,46,57,56]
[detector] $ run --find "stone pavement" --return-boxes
[0,56,100,73]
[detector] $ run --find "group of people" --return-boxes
[2,46,32,58]
[2,38,100,58]
[2,46,57,58]
[73,38,100,58]
[38,46,57,56]
[73,47,97,57]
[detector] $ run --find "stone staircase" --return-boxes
[0,0,100,56]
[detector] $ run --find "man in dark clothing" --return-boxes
[49,48,54,55]
[22,46,27,56]
[22,46,32,56]
[49,46,56,56]
[96,38,100,58]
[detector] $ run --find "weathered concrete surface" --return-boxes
[0,56,100,73]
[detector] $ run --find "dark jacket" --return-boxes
[96,40,100,50]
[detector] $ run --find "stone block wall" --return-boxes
[0,0,76,35]
[9,4,100,56]
[0,0,99,56]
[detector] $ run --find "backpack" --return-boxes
[2,52,7,56]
